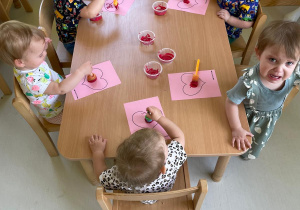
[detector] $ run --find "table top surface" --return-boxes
[58,0,250,160]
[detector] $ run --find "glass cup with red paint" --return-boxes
[144,61,163,79]
[152,1,168,16]
[157,48,176,63]
[138,30,155,45]
[90,12,103,21]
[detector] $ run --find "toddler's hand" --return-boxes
[146,106,163,121]
[231,127,253,151]
[89,135,107,154]
[77,61,93,76]
[217,9,230,22]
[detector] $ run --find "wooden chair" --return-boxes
[0,0,33,22]
[230,3,267,65]
[260,0,300,6]
[12,77,59,157]
[0,72,12,95]
[235,65,299,110]
[96,162,208,210]
[39,0,72,77]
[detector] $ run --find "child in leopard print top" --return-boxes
[89,106,186,204]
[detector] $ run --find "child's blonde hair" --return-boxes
[257,20,300,60]
[0,20,45,66]
[116,128,165,187]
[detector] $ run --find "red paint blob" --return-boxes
[159,53,174,61]
[183,0,190,3]
[141,34,153,42]
[190,81,198,88]
[87,73,97,83]
[114,3,119,9]
[155,5,166,10]
[146,67,159,75]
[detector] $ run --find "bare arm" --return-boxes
[217,9,253,29]
[225,98,252,151]
[80,0,105,18]
[146,106,185,148]
[44,61,93,95]
[89,135,107,179]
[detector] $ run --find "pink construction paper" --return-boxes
[168,70,221,101]
[69,61,121,100]
[123,97,169,138]
[102,0,135,16]
[168,0,210,15]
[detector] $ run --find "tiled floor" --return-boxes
[0,1,299,209]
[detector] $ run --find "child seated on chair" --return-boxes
[54,0,105,54]
[217,0,259,44]
[225,20,300,160]
[0,20,93,124]
[89,106,187,204]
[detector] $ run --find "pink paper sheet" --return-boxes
[70,61,121,100]
[168,70,221,101]
[168,0,210,15]
[102,0,135,16]
[123,97,169,138]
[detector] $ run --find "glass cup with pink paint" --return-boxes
[144,61,162,79]
[152,1,168,16]
[138,30,155,45]
[90,12,103,21]
[157,48,176,63]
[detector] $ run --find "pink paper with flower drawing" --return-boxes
[102,0,135,15]
[168,70,221,101]
[69,61,121,100]
[123,97,169,138]
[168,0,210,15]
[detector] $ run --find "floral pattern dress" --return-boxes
[14,62,65,119]
[227,63,300,159]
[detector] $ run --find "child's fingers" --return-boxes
[236,139,241,150]
[241,140,246,151]
[245,139,252,149]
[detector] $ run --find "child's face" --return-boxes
[256,45,299,90]
[19,38,48,70]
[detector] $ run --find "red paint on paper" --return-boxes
[183,0,190,3]
[190,80,198,88]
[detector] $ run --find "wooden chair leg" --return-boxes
[19,0,33,12]
[12,98,59,157]
[0,3,10,22]
[96,187,112,210]
[211,156,231,182]
[80,160,100,186]
[0,73,12,95]
[13,0,22,8]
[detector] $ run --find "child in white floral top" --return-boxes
[0,20,93,124]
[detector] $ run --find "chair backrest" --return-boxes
[0,0,33,22]
[38,0,71,77]
[12,77,59,156]
[260,0,300,6]
[96,162,208,210]
[231,3,267,65]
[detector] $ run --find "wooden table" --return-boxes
[58,0,250,185]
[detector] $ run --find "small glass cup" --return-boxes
[144,61,163,79]
[152,1,168,16]
[138,30,155,45]
[90,12,102,21]
[157,48,176,63]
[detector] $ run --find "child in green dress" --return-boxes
[225,20,300,160]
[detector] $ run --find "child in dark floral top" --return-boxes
[54,0,105,54]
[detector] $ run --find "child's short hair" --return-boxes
[257,20,300,60]
[0,20,45,66]
[116,128,165,187]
